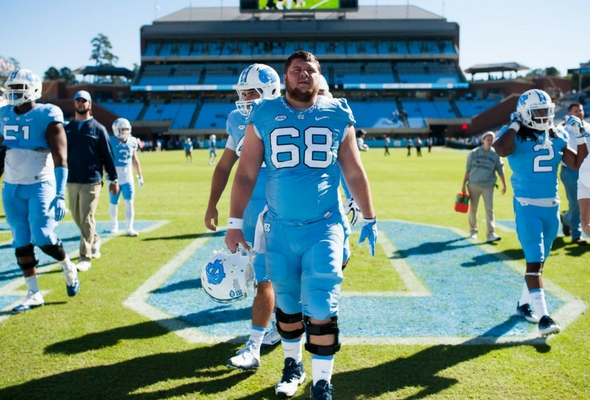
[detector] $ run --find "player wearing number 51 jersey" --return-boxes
[0,69,80,313]
[225,51,377,399]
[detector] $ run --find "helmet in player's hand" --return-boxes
[201,248,254,304]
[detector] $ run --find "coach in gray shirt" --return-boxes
[461,131,507,243]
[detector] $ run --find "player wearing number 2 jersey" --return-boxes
[494,89,586,338]
[225,51,377,400]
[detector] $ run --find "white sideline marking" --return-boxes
[0,221,169,323]
[124,221,587,345]
[342,231,430,298]
[123,231,236,343]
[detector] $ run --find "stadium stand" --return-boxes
[47,4,569,147]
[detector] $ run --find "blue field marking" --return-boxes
[127,220,586,345]
[0,220,165,316]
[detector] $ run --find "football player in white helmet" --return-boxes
[0,69,80,312]
[201,248,254,303]
[318,75,332,98]
[205,63,281,371]
[0,85,7,108]
[494,89,587,337]
[108,118,144,236]
[208,134,217,165]
[235,63,281,117]
[184,138,193,163]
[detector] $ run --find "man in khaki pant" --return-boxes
[461,131,507,243]
[65,91,118,271]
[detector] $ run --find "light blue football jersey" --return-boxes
[248,95,355,224]
[109,135,138,168]
[498,126,568,199]
[0,103,64,150]
[226,109,268,203]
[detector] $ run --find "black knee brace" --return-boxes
[304,315,341,356]
[275,308,305,339]
[40,242,66,262]
[15,244,37,271]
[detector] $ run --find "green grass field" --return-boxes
[0,147,589,399]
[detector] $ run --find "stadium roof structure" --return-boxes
[72,65,135,78]
[464,62,529,75]
[142,5,457,40]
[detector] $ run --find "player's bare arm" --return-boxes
[205,148,238,231]
[338,125,375,219]
[46,122,68,168]
[225,125,263,252]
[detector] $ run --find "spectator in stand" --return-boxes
[461,131,506,242]
[559,102,589,245]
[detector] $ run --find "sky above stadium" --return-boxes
[0,0,587,81]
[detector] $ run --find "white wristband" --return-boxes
[577,136,587,145]
[227,217,243,230]
[363,217,377,223]
[509,122,521,132]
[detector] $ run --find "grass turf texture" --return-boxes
[0,147,589,399]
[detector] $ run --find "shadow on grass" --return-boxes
[0,341,254,399]
[45,309,251,355]
[142,231,225,242]
[237,318,550,400]
[391,238,473,259]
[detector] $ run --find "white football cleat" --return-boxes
[127,229,139,237]
[12,291,45,313]
[227,340,260,371]
[62,259,80,297]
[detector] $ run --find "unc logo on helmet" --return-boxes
[4,69,42,107]
[235,63,281,116]
[516,89,555,131]
[201,249,254,304]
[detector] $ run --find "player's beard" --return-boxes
[285,77,315,103]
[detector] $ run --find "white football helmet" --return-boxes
[516,89,555,131]
[4,69,42,106]
[235,63,281,116]
[201,248,254,304]
[0,86,6,107]
[112,118,132,140]
[318,75,330,95]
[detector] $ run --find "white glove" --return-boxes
[566,115,585,137]
[137,175,144,187]
[344,197,360,226]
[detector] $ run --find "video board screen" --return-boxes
[240,0,358,12]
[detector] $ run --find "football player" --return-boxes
[108,118,144,237]
[208,134,217,165]
[494,89,587,337]
[184,137,193,163]
[0,69,80,313]
[204,63,282,371]
[224,51,377,400]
